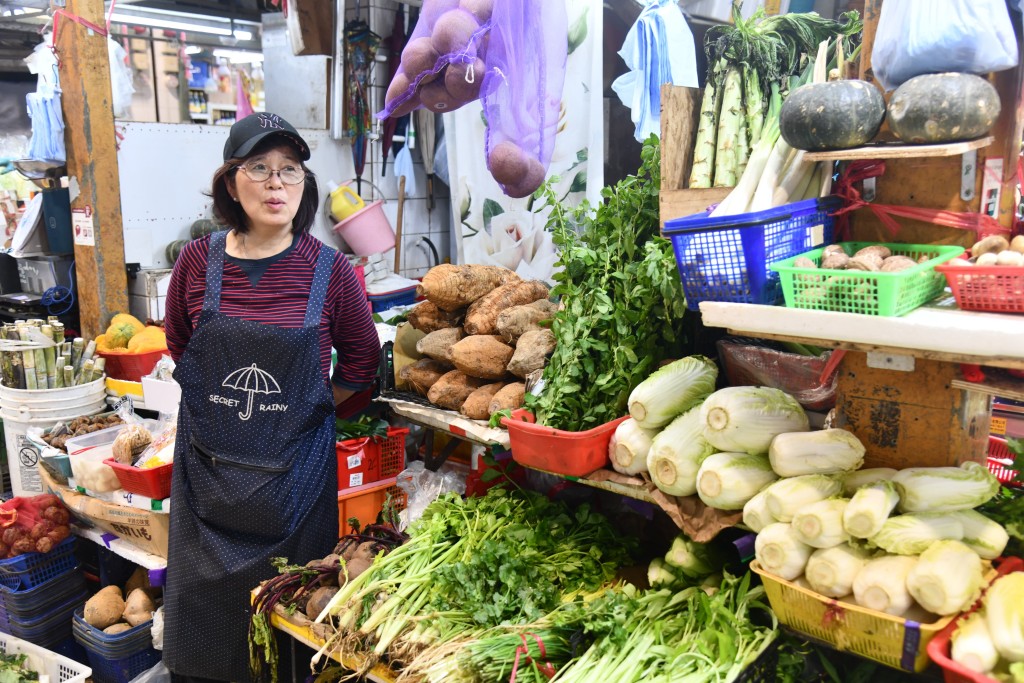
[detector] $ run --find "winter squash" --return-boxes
[779,80,885,151]
[887,73,1000,144]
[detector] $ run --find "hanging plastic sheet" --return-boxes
[611,0,698,142]
[23,40,65,164]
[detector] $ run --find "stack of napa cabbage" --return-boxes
[949,571,1024,679]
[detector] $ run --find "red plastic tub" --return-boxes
[336,427,409,490]
[936,263,1024,314]
[501,409,628,477]
[96,350,166,383]
[927,557,1024,683]
[104,458,173,499]
[987,436,1020,486]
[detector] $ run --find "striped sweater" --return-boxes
[164,232,379,391]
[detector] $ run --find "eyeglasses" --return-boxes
[235,162,307,185]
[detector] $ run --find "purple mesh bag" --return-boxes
[480,0,568,198]
[379,0,493,119]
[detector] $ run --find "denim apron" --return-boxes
[163,231,338,680]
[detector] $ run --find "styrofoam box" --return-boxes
[141,377,181,415]
[128,269,172,322]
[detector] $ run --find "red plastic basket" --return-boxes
[336,427,409,490]
[927,557,1024,683]
[501,409,628,477]
[935,264,1024,313]
[103,459,173,499]
[96,350,166,383]
[987,436,1020,486]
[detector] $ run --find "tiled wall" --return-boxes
[351,0,452,281]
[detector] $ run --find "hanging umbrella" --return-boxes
[381,5,410,171]
[222,363,281,421]
[415,109,436,210]
[344,12,381,195]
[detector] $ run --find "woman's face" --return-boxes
[228,144,306,233]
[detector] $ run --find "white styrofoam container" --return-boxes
[141,377,181,415]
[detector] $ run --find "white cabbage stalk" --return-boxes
[768,429,866,477]
[792,498,850,548]
[843,481,900,539]
[984,572,1024,662]
[870,513,964,555]
[952,612,999,674]
[696,452,778,510]
[841,468,898,496]
[764,474,842,523]
[948,509,1009,561]
[647,557,677,589]
[609,418,658,475]
[805,544,871,598]
[906,540,983,616]
[701,386,809,455]
[892,462,1000,513]
[755,522,813,581]
[647,407,716,496]
[852,554,919,616]
[628,355,718,429]
[742,488,776,533]
[664,535,719,579]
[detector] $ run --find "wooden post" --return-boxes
[56,0,129,339]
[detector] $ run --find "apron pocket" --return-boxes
[187,438,301,539]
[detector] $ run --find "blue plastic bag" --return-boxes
[871,0,1018,92]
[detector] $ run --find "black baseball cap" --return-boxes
[223,112,310,161]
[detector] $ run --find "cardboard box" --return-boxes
[40,467,170,558]
[287,0,335,56]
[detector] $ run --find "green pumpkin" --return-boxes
[888,73,1000,144]
[166,239,189,264]
[780,80,885,151]
[189,219,221,240]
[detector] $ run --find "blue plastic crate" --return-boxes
[82,644,160,683]
[72,607,152,656]
[0,568,84,616]
[7,589,86,644]
[663,197,840,310]
[0,537,78,590]
[368,286,418,313]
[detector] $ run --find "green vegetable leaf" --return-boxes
[482,199,504,232]
[567,8,588,55]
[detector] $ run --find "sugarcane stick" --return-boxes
[0,339,14,389]
[33,346,47,390]
[19,329,37,390]
[91,357,106,382]
[70,338,84,371]
[53,355,65,388]
[6,329,24,390]
[51,323,64,345]
[62,341,71,360]
[75,359,94,386]
[78,340,96,375]
[41,325,56,388]
[713,66,744,188]
[63,366,74,388]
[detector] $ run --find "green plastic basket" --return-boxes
[771,242,965,316]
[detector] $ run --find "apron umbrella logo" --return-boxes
[216,364,285,420]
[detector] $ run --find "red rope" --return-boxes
[509,632,556,682]
[830,160,1009,242]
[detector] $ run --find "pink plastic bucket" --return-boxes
[332,201,395,256]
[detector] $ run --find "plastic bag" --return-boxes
[108,38,135,119]
[127,659,169,683]
[380,0,493,118]
[395,461,466,528]
[717,338,839,412]
[0,494,72,557]
[481,0,568,198]
[871,0,1018,91]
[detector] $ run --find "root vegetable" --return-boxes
[407,301,465,334]
[11,539,34,555]
[112,424,152,465]
[449,335,515,380]
[880,255,917,272]
[43,506,70,525]
[507,329,556,378]
[996,250,1024,267]
[399,358,453,395]
[104,623,132,635]
[488,141,529,186]
[489,382,526,415]
[30,520,55,540]
[846,255,880,271]
[854,245,892,260]
[496,299,557,342]
[415,327,464,362]
[418,264,520,311]
[461,382,506,420]
[427,370,489,410]
[305,586,340,621]
[35,537,53,553]
[821,252,849,269]
[464,280,550,335]
[85,585,125,629]
[1011,235,1024,254]
[123,588,156,627]
[431,9,480,56]
[976,252,999,266]
[971,235,1010,257]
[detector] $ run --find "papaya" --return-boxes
[105,313,145,349]
[127,327,167,353]
[94,334,112,352]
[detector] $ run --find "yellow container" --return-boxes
[750,560,995,672]
[328,182,365,222]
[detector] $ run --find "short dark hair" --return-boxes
[208,138,319,234]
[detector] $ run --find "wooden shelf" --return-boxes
[951,369,1024,403]
[698,299,1024,370]
[803,136,993,162]
[378,396,511,449]
[534,467,658,504]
